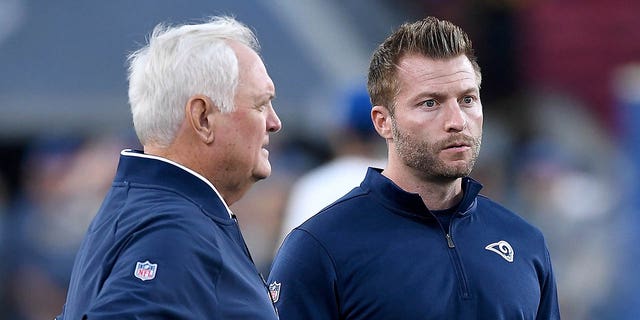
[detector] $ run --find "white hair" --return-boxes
[127,16,259,147]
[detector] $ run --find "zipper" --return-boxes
[445,233,455,248]
[231,213,254,260]
[438,218,470,299]
[231,213,279,314]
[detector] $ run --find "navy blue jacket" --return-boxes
[269,168,560,320]
[58,150,278,319]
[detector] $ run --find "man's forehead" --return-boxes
[396,54,476,82]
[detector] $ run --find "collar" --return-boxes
[115,149,234,220]
[360,168,482,218]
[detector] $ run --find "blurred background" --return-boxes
[0,0,639,319]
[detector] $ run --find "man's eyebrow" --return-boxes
[257,93,275,103]
[417,91,445,100]
[460,87,479,95]
[412,86,478,101]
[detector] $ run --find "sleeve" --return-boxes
[268,228,340,320]
[86,214,223,319]
[536,246,561,320]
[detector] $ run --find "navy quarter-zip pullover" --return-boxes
[58,150,278,319]
[269,168,560,320]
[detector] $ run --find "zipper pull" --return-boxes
[445,233,455,248]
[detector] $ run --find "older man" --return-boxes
[57,16,281,319]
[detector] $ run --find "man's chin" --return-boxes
[252,165,272,181]
[433,163,474,181]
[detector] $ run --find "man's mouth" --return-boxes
[444,141,470,149]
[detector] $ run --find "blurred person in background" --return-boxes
[503,91,621,320]
[277,85,385,244]
[269,16,560,319]
[597,63,640,319]
[4,136,84,320]
[4,135,123,320]
[56,16,281,319]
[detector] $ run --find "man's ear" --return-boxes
[185,95,217,144]
[371,105,393,139]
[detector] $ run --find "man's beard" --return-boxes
[391,117,482,181]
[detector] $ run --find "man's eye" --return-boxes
[421,99,437,108]
[462,96,474,104]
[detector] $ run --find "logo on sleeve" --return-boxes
[268,281,281,303]
[485,240,514,263]
[134,260,158,281]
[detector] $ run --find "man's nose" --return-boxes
[443,102,466,132]
[268,106,282,133]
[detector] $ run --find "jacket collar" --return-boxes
[361,167,482,218]
[114,149,234,221]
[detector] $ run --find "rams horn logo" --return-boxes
[485,240,514,263]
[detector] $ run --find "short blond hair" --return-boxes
[367,16,481,114]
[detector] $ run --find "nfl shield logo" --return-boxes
[269,281,281,303]
[134,260,157,281]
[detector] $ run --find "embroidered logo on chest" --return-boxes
[485,240,514,263]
